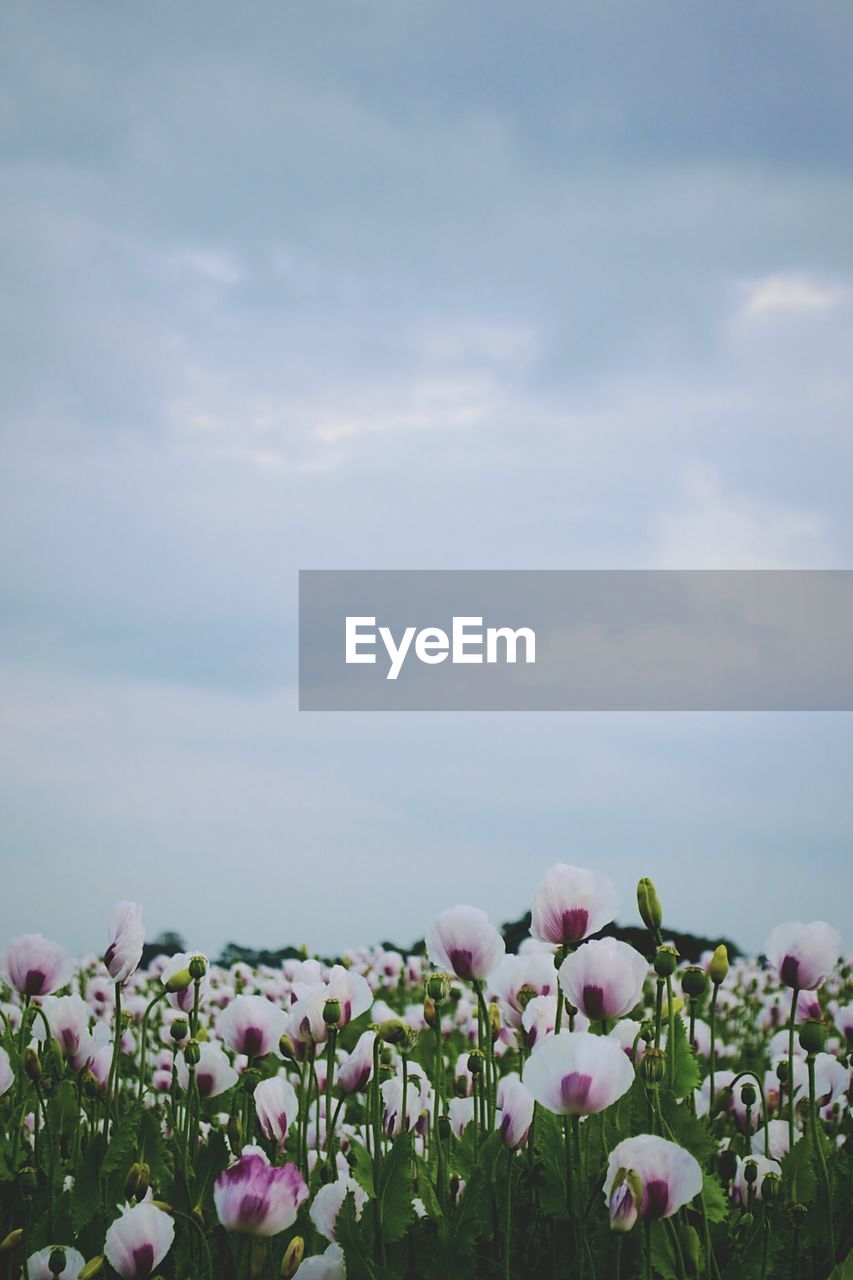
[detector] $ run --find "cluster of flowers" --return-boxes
[0,870,848,1279]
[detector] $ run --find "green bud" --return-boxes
[170,1019,189,1043]
[281,1237,305,1279]
[164,969,193,993]
[776,1058,788,1083]
[124,1162,144,1200]
[323,998,342,1026]
[639,1047,666,1085]
[653,946,678,979]
[681,966,708,1000]
[0,1228,23,1254]
[788,1202,808,1226]
[279,1033,296,1062]
[637,878,663,932]
[78,1259,105,1280]
[798,1019,826,1056]
[679,1222,701,1273]
[488,1001,501,1043]
[188,955,207,981]
[423,996,437,1029]
[23,1047,42,1082]
[437,1114,451,1142]
[183,1039,201,1067]
[717,1148,737,1183]
[761,1172,781,1204]
[192,1206,205,1229]
[378,1019,407,1045]
[709,945,729,986]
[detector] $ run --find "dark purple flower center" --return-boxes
[560,1071,593,1111]
[642,1178,670,1220]
[780,955,800,987]
[131,1243,155,1277]
[560,908,589,944]
[197,1072,213,1098]
[104,942,117,970]
[242,1025,264,1056]
[449,949,475,979]
[238,1191,269,1229]
[24,968,46,996]
[582,984,606,1018]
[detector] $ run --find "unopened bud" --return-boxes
[717,1148,737,1183]
[49,1247,67,1278]
[164,968,193,993]
[279,1034,296,1062]
[0,1229,23,1254]
[78,1259,105,1279]
[423,996,437,1029]
[776,1059,788,1084]
[761,1172,781,1204]
[437,1114,451,1142]
[227,1113,243,1151]
[281,1236,304,1279]
[640,1047,666,1085]
[681,966,708,1000]
[188,955,207,981]
[798,1019,826,1057]
[788,1202,808,1226]
[23,1047,42,1082]
[379,1019,407,1045]
[488,1002,501,1043]
[323,998,341,1026]
[183,1039,201,1068]
[124,1161,150,1201]
[709,945,729,986]
[711,1085,734,1117]
[150,1201,173,1215]
[679,1222,701,1273]
[653,946,678,979]
[637,878,663,932]
[192,1205,205,1229]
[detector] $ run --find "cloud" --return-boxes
[739,273,847,319]
[655,466,832,569]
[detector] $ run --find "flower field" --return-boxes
[0,868,849,1280]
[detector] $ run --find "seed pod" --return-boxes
[639,1046,666,1085]
[183,1039,201,1067]
[653,946,678,979]
[740,1083,757,1109]
[681,966,708,1000]
[188,955,207,981]
[323,998,342,1026]
[798,1019,826,1056]
[49,1247,67,1278]
[170,1019,189,1043]
[426,973,451,1004]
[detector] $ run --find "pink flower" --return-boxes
[604,1135,703,1223]
[559,938,648,1022]
[254,1075,299,1147]
[104,1202,175,1278]
[531,864,618,947]
[488,953,558,1029]
[3,933,70,997]
[41,994,96,1074]
[309,1177,368,1241]
[24,1247,85,1279]
[218,994,289,1058]
[175,1040,238,1099]
[426,906,505,981]
[104,902,145,986]
[765,922,841,991]
[0,1047,13,1097]
[293,1244,346,1279]
[214,1151,307,1236]
[523,1030,634,1116]
[496,1076,535,1150]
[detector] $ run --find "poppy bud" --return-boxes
[192,1206,205,1229]
[426,973,451,1003]
[679,1223,701,1274]
[227,1113,243,1151]
[0,1229,23,1254]
[423,996,437,1029]
[637,878,663,932]
[776,1059,788,1083]
[488,1002,501,1043]
[170,1019,189,1043]
[640,1047,666,1085]
[165,968,193,993]
[653,946,678,978]
[323,998,341,1026]
[437,1115,451,1142]
[379,1019,407,1045]
[467,1050,484,1077]
[242,1066,262,1095]
[150,1201,173,1214]
[24,1047,42,1082]
[761,1172,781,1204]
[454,1075,468,1098]
[49,1247,67,1278]
[740,1083,757,1109]
[188,955,207,981]
[709,945,729,986]
[124,1161,147,1201]
[681,966,708,1000]
[184,1039,201,1067]
[79,1259,105,1279]
[281,1237,304,1279]
[788,1202,808,1226]
[711,1085,733,1117]
[798,1019,826,1056]
[279,1034,296,1062]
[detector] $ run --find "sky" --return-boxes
[1,2,851,960]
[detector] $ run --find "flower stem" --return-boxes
[807,1051,836,1265]
[787,988,799,1153]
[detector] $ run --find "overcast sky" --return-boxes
[1,2,851,960]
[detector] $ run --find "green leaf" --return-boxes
[669,1013,701,1099]
[701,1172,729,1224]
[349,1138,375,1198]
[335,1191,376,1280]
[102,1107,142,1177]
[72,1134,105,1235]
[380,1133,415,1244]
[828,1248,853,1280]
[661,1096,718,1167]
[414,1157,442,1220]
[782,1135,817,1205]
[447,1164,490,1257]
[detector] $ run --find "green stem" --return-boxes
[709,981,720,1109]
[504,1149,513,1280]
[787,988,799,1153]
[137,989,169,1103]
[107,981,122,1135]
[807,1052,836,1266]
